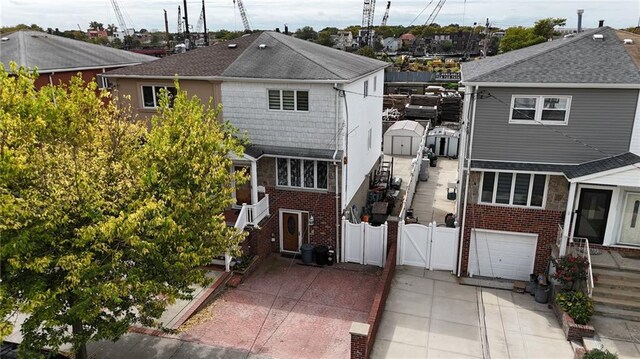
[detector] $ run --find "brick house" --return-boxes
[104,31,389,261]
[457,26,640,282]
[0,30,156,89]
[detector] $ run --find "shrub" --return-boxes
[553,254,589,291]
[556,291,594,325]
[582,349,619,359]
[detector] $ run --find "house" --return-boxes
[0,30,156,89]
[399,33,416,47]
[457,26,640,290]
[104,31,389,261]
[333,30,355,51]
[381,37,402,52]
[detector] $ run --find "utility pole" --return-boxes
[164,9,170,50]
[202,0,209,46]
[483,18,490,58]
[183,0,190,48]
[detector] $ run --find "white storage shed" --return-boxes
[426,126,459,158]
[383,120,425,156]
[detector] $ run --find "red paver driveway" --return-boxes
[179,256,381,358]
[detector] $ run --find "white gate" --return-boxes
[398,221,459,271]
[342,217,388,267]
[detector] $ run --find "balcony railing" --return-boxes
[555,224,594,297]
[234,194,270,229]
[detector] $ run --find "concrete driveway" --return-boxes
[371,266,574,359]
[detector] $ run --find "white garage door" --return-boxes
[392,136,412,155]
[469,229,537,281]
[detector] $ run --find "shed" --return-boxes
[426,126,459,158]
[383,120,425,156]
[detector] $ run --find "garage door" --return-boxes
[469,229,537,281]
[392,136,412,155]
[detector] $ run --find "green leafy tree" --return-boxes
[533,17,566,39]
[499,26,545,53]
[439,40,453,52]
[106,24,118,36]
[316,31,335,47]
[89,21,104,31]
[0,64,246,359]
[295,26,317,40]
[356,46,376,58]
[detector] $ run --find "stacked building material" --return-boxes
[404,104,438,120]
[409,94,440,107]
[383,94,410,111]
[439,92,462,122]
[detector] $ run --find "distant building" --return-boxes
[333,30,355,51]
[87,29,108,39]
[381,37,402,52]
[399,33,416,46]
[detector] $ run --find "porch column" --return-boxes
[250,160,258,205]
[560,181,577,256]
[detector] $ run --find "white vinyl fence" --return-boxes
[342,217,388,267]
[398,221,459,271]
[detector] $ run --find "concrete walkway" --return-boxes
[411,158,457,225]
[371,266,574,359]
[588,316,640,359]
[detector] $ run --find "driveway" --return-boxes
[371,266,574,359]
[177,256,381,358]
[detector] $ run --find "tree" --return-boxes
[439,40,453,53]
[316,31,334,47]
[295,26,317,40]
[106,24,118,36]
[356,46,376,58]
[533,17,566,39]
[499,26,545,53]
[0,64,247,359]
[89,21,104,31]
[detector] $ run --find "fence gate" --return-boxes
[342,217,388,267]
[398,221,459,271]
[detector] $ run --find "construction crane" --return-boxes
[233,0,251,32]
[424,0,446,26]
[361,0,376,47]
[195,8,205,34]
[380,1,390,27]
[177,6,183,34]
[110,0,131,37]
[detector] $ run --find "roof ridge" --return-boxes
[466,27,604,82]
[17,31,27,68]
[264,32,344,79]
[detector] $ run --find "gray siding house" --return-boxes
[457,26,640,296]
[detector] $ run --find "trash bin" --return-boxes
[430,157,438,167]
[327,248,335,266]
[525,274,537,295]
[314,245,329,265]
[535,284,550,304]
[300,243,314,265]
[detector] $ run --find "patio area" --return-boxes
[176,256,382,358]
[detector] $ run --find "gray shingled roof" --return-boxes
[462,27,640,84]
[106,31,388,81]
[471,152,640,179]
[0,30,156,72]
[222,32,388,80]
[107,33,261,77]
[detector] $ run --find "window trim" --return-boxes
[267,89,309,112]
[479,171,549,209]
[508,95,572,125]
[364,80,369,98]
[275,157,328,191]
[141,84,176,109]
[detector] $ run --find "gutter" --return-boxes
[460,81,640,89]
[37,63,149,74]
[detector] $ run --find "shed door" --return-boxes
[392,136,412,155]
[469,229,537,281]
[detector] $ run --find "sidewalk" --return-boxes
[371,266,574,358]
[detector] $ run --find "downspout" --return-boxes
[457,85,478,277]
[333,83,341,263]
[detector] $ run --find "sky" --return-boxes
[1,0,639,33]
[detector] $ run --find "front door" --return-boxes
[574,188,612,244]
[619,193,640,246]
[282,211,300,252]
[234,165,251,206]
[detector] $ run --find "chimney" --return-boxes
[598,20,605,28]
[577,9,584,33]
[284,25,289,35]
[275,27,280,33]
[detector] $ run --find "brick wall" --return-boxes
[461,203,564,276]
[350,243,397,359]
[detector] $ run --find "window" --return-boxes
[97,75,112,89]
[509,95,571,125]
[367,128,372,150]
[479,171,548,208]
[276,158,328,190]
[364,80,369,97]
[373,76,377,92]
[141,85,176,108]
[268,90,309,111]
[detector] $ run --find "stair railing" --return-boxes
[570,237,594,297]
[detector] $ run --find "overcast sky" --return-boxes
[1,0,638,33]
